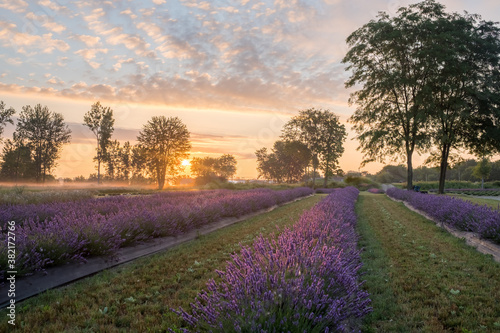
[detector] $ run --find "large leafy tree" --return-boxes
[422,8,500,193]
[255,140,311,183]
[15,104,71,182]
[344,0,500,193]
[281,108,345,188]
[342,1,443,190]
[191,154,237,184]
[0,137,36,182]
[83,101,115,185]
[137,116,191,190]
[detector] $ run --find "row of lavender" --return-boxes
[0,188,313,278]
[386,188,500,244]
[172,187,371,332]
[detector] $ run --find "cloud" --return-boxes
[6,58,22,66]
[0,21,70,53]
[74,48,108,61]
[0,0,28,13]
[72,34,102,47]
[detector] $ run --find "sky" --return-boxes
[0,0,499,180]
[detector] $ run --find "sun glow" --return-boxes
[181,159,191,166]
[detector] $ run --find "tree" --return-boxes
[421,7,500,193]
[117,141,132,181]
[342,1,446,190]
[0,101,15,141]
[255,140,311,183]
[473,158,492,189]
[103,140,121,180]
[281,108,345,188]
[137,116,191,190]
[131,144,149,183]
[83,101,115,185]
[215,154,237,180]
[0,137,36,182]
[317,112,346,187]
[191,154,238,185]
[15,104,71,182]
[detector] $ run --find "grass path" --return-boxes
[447,194,500,210]
[0,195,324,332]
[357,192,500,332]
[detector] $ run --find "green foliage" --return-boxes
[191,154,237,185]
[344,176,379,191]
[281,108,346,187]
[472,158,492,189]
[15,104,71,183]
[137,116,191,190]
[255,140,311,183]
[0,195,323,332]
[357,192,500,332]
[0,187,96,205]
[344,0,500,193]
[83,101,115,185]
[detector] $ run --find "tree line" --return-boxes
[373,158,500,187]
[343,0,500,194]
[0,100,237,190]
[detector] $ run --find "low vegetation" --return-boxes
[356,192,500,332]
[387,187,500,244]
[0,195,324,332]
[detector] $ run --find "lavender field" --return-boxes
[0,187,313,279]
[386,187,500,243]
[173,187,371,332]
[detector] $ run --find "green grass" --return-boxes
[447,194,500,210]
[0,195,324,332]
[357,192,500,332]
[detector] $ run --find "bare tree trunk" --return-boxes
[406,149,414,191]
[323,157,329,188]
[438,144,450,194]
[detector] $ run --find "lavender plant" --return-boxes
[0,188,313,280]
[386,188,500,244]
[172,187,371,332]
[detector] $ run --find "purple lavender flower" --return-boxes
[0,188,313,281]
[172,187,371,332]
[386,188,500,243]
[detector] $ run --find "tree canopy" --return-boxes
[137,116,191,190]
[256,140,310,183]
[191,154,237,185]
[281,108,346,187]
[83,101,115,185]
[343,0,500,193]
[15,104,71,182]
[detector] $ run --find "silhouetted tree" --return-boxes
[83,101,114,185]
[137,116,191,190]
[15,104,71,182]
[281,108,346,188]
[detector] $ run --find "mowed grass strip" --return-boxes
[447,194,500,211]
[0,195,324,333]
[357,192,500,333]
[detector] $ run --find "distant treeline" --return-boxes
[371,159,500,184]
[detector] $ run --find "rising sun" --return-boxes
[181,159,191,166]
